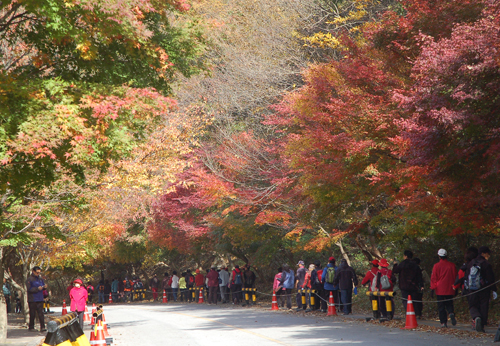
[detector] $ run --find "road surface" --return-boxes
[90,303,491,346]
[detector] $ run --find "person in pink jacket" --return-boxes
[273,267,284,307]
[69,278,88,327]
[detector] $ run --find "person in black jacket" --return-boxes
[393,250,423,315]
[311,260,324,312]
[464,246,497,332]
[332,259,358,315]
[185,270,194,302]
[412,258,425,319]
[242,265,256,306]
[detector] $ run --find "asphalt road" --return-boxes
[90,303,492,346]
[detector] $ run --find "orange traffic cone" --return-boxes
[89,325,95,343]
[61,300,68,315]
[327,291,337,316]
[83,304,90,322]
[108,293,112,304]
[198,288,204,304]
[102,313,110,338]
[271,290,279,311]
[90,303,96,326]
[162,289,168,303]
[403,295,418,329]
[94,320,106,346]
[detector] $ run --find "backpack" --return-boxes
[312,270,320,286]
[379,270,392,290]
[99,284,105,292]
[234,272,242,285]
[168,277,173,286]
[370,270,379,291]
[125,280,131,289]
[188,276,195,285]
[326,267,336,284]
[466,262,482,291]
[317,269,323,284]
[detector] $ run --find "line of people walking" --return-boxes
[360,247,497,332]
[274,257,358,315]
[273,247,497,333]
[57,245,498,334]
[148,265,257,305]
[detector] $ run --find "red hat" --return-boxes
[371,259,379,266]
[379,259,389,267]
[73,278,83,285]
[328,257,335,262]
[195,269,200,274]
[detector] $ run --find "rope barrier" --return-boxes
[394,279,500,303]
[101,277,500,307]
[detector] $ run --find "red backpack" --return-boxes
[316,269,323,284]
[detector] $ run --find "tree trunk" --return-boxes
[366,225,383,259]
[8,275,28,325]
[0,247,7,344]
[355,235,374,262]
[456,233,469,254]
[0,293,6,345]
[335,239,350,266]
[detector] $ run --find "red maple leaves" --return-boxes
[147,0,500,254]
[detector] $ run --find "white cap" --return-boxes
[438,249,447,257]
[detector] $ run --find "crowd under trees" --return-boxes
[1,0,499,341]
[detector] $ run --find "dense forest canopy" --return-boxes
[1,0,499,339]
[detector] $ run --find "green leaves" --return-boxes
[0,0,207,254]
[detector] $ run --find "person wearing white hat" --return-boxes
[430,249,458,328]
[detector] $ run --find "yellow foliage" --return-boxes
[301,0,380,51]
[301,32,341,49]
[76,39,97,60]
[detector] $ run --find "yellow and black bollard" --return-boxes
[252,288,257,304]
[244,288,250,306]
[371,297,379,319]
[310,290,315,308]
[66,318,91,346]
[385,296,393,320]
[301,289,306,310]
[42,312,92,346]
[366,291,396,321]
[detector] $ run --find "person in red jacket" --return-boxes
[430,249,458,328]
[194,269,205,302]
[378,258,396,319]
[361,259,380,318]
[231,265,243,304]
[206,266,219,305]
[301,264,314,312]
